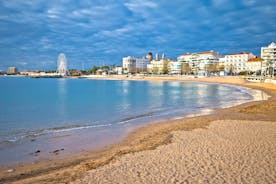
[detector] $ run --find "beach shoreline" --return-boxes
[1,76,276,183]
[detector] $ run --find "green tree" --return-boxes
[101,65,110,70]
[91,66,100,74]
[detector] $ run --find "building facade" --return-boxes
[7,67,19,75]
[168,61,182,74]
[114,66,123,75]
[177,50,221,75]
[147,53,168,74]
[247,57,262,73]
[122,56,150,74]
[147,60,167,74]
[222,52,255,74]
[261,42,276,76]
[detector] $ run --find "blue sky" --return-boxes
[0,0,275,70]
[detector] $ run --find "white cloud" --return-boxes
[71,6,111,18]
[242,0,256,7]
[124,0,158,17]
[124,0,158,10]
[47,8,63,19]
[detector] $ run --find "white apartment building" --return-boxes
[177,50,221,75]
[122,56,150,73]
[223,52,255,74]
[247,57,262,72]
[122,56,136,73]
[261,42,276,75]
[168,61,182,74]
[114,66,123,75]
[177,53,199,73]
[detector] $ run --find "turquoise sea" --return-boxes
[0,76,266,165]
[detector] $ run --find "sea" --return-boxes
[0,76,268,165]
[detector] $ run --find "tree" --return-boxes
[101,65,110,70]
[163,60,170,74]
[109,64,117,70]
[181,63,191,75]
[69,69,81,76]
[91,66,100,74]
[152,67,159,74]
[229,64,234,76]
[206,63,218,73]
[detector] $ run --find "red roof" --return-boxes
[248,57,261,62]
[197,51,217,55]
[227,52,252,55]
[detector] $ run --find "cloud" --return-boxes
[124,0,158,10]
[124,0,158,18]
[0,0,276,70]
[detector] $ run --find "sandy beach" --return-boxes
[0,76,276,184]
[77,120,276,184]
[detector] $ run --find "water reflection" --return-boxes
[121,80,130,95]
[119,80,131,112]
[57,79,67,117]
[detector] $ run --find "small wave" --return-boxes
[119,112,154,122]
[0,123,113,145]
[32,123,113,136]
[116,112,155,125]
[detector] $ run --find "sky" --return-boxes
[0,0,276,71]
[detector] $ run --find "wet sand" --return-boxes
[0,76,276,184]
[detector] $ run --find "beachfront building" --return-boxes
[177,50,221,76]
[7,67,19,75]
[223,52,255,75]
[114,66,123,75]
[261,42,276,76]
[147,60,167,74]
[122,56,150,74]
[168,61,182,75]
[122,56,136,73]
[218,57,227,76]
[135,58,151,73]
[147,53,169,74]
[247,57,262,73]
[177,53,198,74]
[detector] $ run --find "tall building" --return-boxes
[161,53,166,60]
[122,56,150,74]
[222,52,255,74]
[177,50,221,75]
[155,53,159,61]
[261,42,276,76]
[7,67,19,75]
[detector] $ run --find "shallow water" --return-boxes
[0,77,268,165]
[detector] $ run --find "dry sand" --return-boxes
[77,120,276,184]
[1,76,276,184]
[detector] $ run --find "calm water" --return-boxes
[0,76,267,165]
